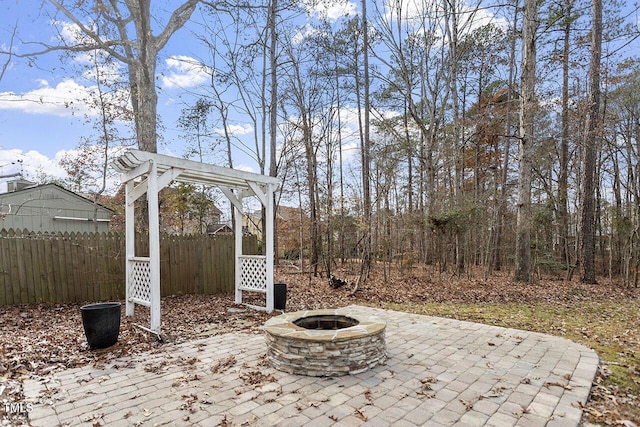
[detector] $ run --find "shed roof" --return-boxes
[0,182,114,213]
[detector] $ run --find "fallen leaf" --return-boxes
[354,407,368,421]
[211,355,236,374]
[460,398,474,411]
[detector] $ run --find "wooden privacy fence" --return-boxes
[0,229,258,306]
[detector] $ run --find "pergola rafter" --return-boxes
[112,150,279,334]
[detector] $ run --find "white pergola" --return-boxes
[112,149,280,334]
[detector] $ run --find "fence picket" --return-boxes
[0,236,9,305]
[43,235,54,303]
[59,233,71,302]
[14,236,29,303]
[32,235,43,303]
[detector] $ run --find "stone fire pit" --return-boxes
[263,308,386,377]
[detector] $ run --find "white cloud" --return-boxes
[310,1,358,21]
[381,0,508,41]
[0,79,93,117]
[292,23,322,45]
[161,56,211,89]
[77,53,127,87]
[215,123,253,136]
[0,75,130,121]
[0,149,67,182]
[460,4,509,33]
[0,146,129,195]
[54,20,92,45]
[47,21,129,89]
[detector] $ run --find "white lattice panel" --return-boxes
[129,257,152,306]
[240,255,267,292]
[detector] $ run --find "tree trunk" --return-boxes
[494,1,519,272]
[357,0,372,286]
[558,0,572,269]
[130,0,157,153]
[268,0,279,265]
[444,0,465,275]
[515,0,538,282]
[580,0,602,284]
[46,0,199,153]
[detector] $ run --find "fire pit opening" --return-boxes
[263,308,386,377]
[293,315,359,330]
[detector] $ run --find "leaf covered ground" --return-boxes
[1,264,638,426]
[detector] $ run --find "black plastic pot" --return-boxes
[274,283,287,310]
[80,302,121,349]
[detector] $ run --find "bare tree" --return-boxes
[178,98,216,163]
[280,29,335,276]
[16,0,199,153]
[59,45,133,230]
[371,0,443,266]
[556,0,579,271]
[268,0,279,180]
[268,0,280,265]
[494,1,519,272]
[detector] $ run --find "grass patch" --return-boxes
[384,300,640,423]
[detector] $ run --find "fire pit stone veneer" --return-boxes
[263,308,386,377]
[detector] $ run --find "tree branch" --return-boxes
[47,0,133,65]
[154,0,200,51]
[0,23,18,82]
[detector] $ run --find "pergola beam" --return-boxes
[113,150,279,189]
[122,159,153,182]
[219,186,243,211]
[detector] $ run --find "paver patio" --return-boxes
[25,305,599,426]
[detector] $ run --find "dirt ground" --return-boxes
[1,264,638,425]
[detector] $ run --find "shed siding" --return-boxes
[0,185,112,233]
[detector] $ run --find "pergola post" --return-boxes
[265,184,276,312]
[233,192,244,305]
[147,161,161,333]
[124,179,135,318]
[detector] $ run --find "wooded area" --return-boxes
[0,229,258,306]
[267,0,640,285]
[4,0,638,285]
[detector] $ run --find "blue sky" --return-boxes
[0,0,371,199]
[0,0,503,190]
[0,1,287,188]
[1,1,638,194]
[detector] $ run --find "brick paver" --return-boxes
[25,305,598,426]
